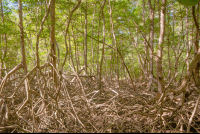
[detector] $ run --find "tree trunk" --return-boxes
[91,4,96,75]
[192,5,200,86]
[99,0,106,89]
[84,1,88,75]
[0,0,7,77]
[50,0,58,87]
[148,0,155,91]
[186,7,189,76]
[18,0,27,73]
[156,0,166,94]
[142,0,149,79]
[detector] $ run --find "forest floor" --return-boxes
[0,69,200,133]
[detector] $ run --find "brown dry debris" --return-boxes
[0,69,200,133]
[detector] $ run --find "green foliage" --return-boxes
[0,0,198,80]
[176,0,200,6]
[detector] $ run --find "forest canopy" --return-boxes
[177,0,200,6]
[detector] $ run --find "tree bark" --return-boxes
[50,0,58,87]
[148,0,155,91]
[18,0,27,73]
[186,7,189,76]
[142,0,149,79]
[99,0,106,89]
[84,1,88,75]
[91,4,96,75]
[0,0,7,77]
[156,0,166,94]
[192,5,200,86]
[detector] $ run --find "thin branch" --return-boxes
[187,95,200,133]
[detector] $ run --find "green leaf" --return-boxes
[176,0,200,6]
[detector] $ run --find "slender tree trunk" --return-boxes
[91,4,96,75]
[96,2,101,86]
[142,0,149,79]
[110,35,114,81]
[17,0,31,115]
[84,1,88,75]
[192,4,200,86]
[167,7,171,82]
[99,0,106,89]
[0,0,7,77]
[18,0,27,73]
[116,52,119,85]
[50,0,58,87]
[56,40,60,68]
[186,7,189,75]
[156,0,166,94]
[148,0,155,91]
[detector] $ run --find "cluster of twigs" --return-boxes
[0,63,200,133]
